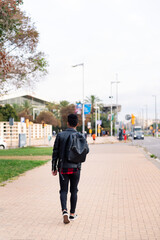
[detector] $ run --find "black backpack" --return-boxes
[67,132,89,164]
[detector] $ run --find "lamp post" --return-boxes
[110,80,120,137]
[152,95,158,138]
[72,63,85,134]
[115,74,120,135]
[109,81,115,137]
[95,102,97,136]
[111,75,120,136]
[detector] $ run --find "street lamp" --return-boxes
[72,63,85,134]
[152,95,158,138]
[94,103,100,137]
[109,81,115,137]
[111,75,120,136]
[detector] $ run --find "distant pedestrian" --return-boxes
[119,128,123,141]
[92,133,96,143]
[152,130,155,137]
[52,114,89,224]
[123,129,127,141]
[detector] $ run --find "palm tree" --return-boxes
[22,100,33,115]
[85,95,101,129]
[12,103,23,114]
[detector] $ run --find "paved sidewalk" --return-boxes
[0,144,160,240]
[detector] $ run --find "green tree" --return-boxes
[60,100,70,108]
[17,100,33,121]
[12,103,23,114]
[0,104,18,121]
[85,95,101,129]
[0,0,48,95]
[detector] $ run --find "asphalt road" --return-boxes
[130,136,160,159]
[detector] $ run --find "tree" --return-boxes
[60,104,75,129]
[12,103,23,114]
[16,100,33,121]
[36,111,61,127]
[0,0,48,95]
[85,95,101,129]
[60,100,70,108]
[0,104,18,121]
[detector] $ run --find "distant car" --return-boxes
[0,137,7,149]
[133,131,144,140]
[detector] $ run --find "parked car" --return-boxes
[0,137,7,149]
[133,131,144,140]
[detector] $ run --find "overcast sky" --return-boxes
[21,0,160,121]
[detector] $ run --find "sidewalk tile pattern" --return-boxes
[0,144,160,240]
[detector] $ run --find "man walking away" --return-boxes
[52,114,89,224]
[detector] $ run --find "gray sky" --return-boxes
[22,0,160,121]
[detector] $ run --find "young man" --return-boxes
[52,114,88,224]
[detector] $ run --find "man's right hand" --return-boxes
[52,170,57,176]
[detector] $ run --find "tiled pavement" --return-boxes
[0,144,160,240]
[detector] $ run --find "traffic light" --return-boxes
[131,114,135,125]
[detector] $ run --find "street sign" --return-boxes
[9,118,14,126]
[108,114,114,121]
[75,103,82,114]
[97,120,102,125]
[21,117,25,123]
[84,104,91,114]
[125,114,131,120]
[87,122,91,129]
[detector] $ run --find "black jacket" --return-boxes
[52,128,81,171]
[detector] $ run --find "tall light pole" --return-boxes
[95,102,97,136]
[72,63,85,134]
[152,95,158,138]
[115,74,120,133]
[109,81,114,137]
[110,77,120,136]
[144,104,148,130]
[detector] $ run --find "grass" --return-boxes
[150,154,157,159]
[0,159,48,184]
[0,147,52,156]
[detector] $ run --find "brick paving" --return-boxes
[0,143,160,240]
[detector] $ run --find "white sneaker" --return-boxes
[69,214,78,221]
[63,211,70,224]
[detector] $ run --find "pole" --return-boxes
[98,107,100,137]
[72,63,85,134]
[115,74,120,136]
[153,95,158,138]
[110,78,120,137]
[110,83,113,137]
[95,102,97,136]
[82,64,85,134]
[146,105,148,130]
[155,96,158,138]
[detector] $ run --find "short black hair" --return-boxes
[68,114,78,127]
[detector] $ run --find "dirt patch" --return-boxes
[0,155,51,160]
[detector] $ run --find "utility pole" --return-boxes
[152,95,158,138]
[109,82,113,137]
[98,106,100,137]
[72,63,85,134]
[95,102,97,136]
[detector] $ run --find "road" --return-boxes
[130,136,160,159]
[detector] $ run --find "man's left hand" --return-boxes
[52,170,57,176]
